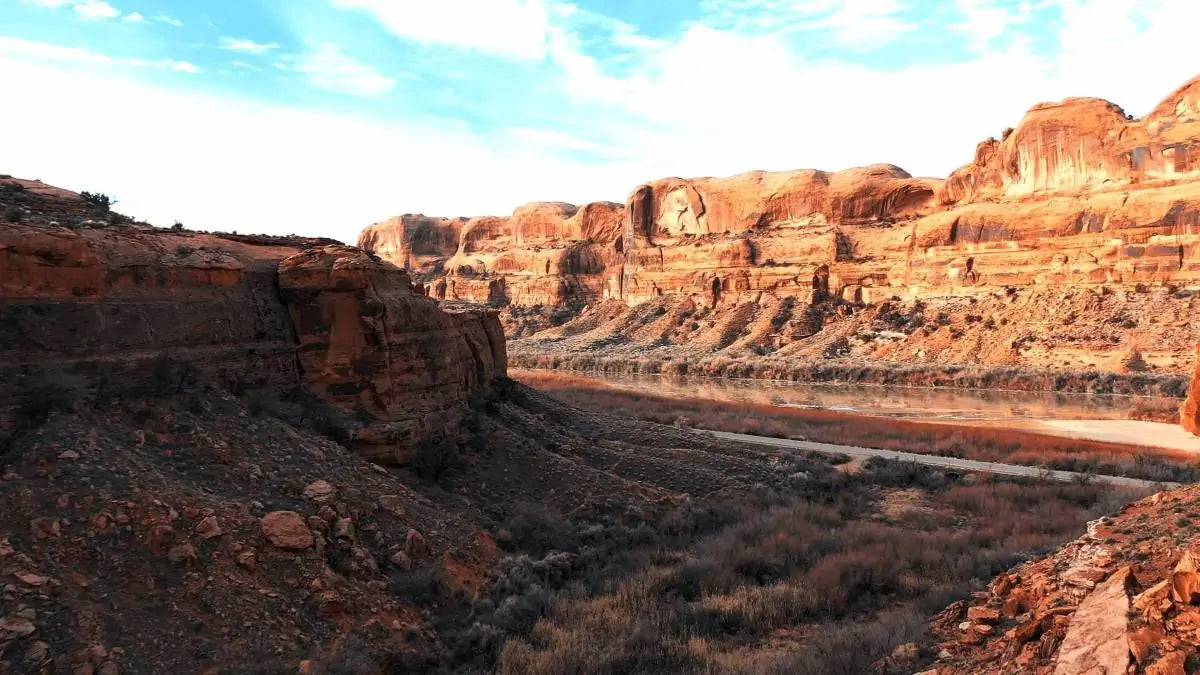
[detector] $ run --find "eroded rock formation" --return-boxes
[1184,346,1200,434]
[359,200,627,308]
[0,219,306,397]
[360,76,1200,315]
[278,246,504,463]
[0,180,505,464]
[356,75,1200,381]
[357,214,464,277]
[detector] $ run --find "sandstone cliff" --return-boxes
[357,75,1200,385]
[357,214,465,276]
[278,245,505,463]
[0,177,505,463]
[1184,347,1200,434]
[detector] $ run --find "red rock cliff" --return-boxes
[941,75,1200,204]
[1184,346,1200,434]
[357,214,464,276]
[357,74,1200,315]
[1,179,506,463]
[277,245,505,463]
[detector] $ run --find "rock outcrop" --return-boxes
[361,75,1200,315]
[1184,346,1200,434]
[356,74,1200,381]
[357,214,464,277]
[278,246,505,463]
[361,200,627,308]
[943,76,1200,204]
[927,486,1200,674]
[0,179,506,464]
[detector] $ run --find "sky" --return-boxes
[0,0,1198,244]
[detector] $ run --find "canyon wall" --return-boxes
[0,177,506,463]
[278,245,505,464]
[361,76,1200,312]
[356,75,1200,389]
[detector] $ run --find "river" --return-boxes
[511,368,1200,453]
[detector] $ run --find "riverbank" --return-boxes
[514,368,1200,483]
[508,352,1190,400]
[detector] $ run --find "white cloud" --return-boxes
[123,11,144,23]
[74,0,120,20]
[154,15,183,27]
[0,55,643,245]
[330,0,553,61]
[292,43,397,97]
[218,37,281,55]
[507,127,621,156]
[543,0,1200,182]
[698,0,916,49]
[0,37,200,73]
[4,2,1200,249]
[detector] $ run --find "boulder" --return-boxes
[1183,345,1200,436]
[1052,566,1132,675]
[1170,550,1200,604]
[260,511,313,551]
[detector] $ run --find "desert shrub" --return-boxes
[823,337,851,358]
[1,371,86,455]
[80,191,113,212]
[1123,349,1150,373]
[502,505,581,556]
[2,205,22,222]
[18,372,85,429]
[142,355,199,395]
[411,439,463,483]
[480,454,1137,675]
[766,606,929,675]
[389,567,445,606]
[859,458,950,490]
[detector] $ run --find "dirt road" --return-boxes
[702,430,1179,490]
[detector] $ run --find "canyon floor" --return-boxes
[1,374,1166,674]
[504,289,1196,398]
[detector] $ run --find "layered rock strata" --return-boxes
[356,75,1200,390]
[361,77,1200,313]
[0,181,505,462]
[278,246,505,463]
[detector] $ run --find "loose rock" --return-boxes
[260,511,314,551]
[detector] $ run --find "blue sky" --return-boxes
[1,0,1197,244]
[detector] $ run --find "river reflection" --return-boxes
[511,368,1180,423]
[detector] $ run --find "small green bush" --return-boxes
[80,191,114,211]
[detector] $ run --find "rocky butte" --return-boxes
[360,74,1200,406]
[0,176,506,464]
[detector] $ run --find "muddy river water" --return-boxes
[511,368,1200,452]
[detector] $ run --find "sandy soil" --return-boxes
[974,419,1200,452]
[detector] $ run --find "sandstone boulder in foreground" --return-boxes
[1183,345,1200,435]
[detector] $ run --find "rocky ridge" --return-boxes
[924,485,1200,674]
[0,176,505,463]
